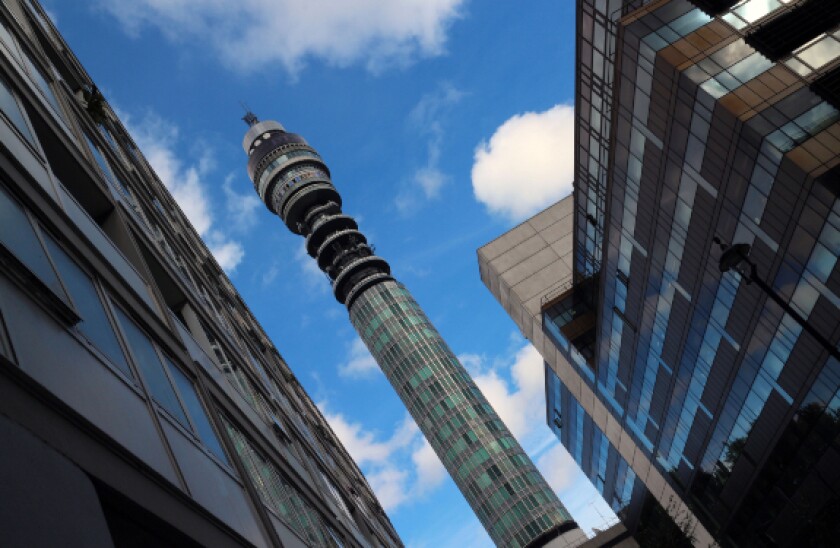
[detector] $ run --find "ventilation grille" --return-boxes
[746,0,840,61]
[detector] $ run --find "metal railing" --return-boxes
[540,273,575,307]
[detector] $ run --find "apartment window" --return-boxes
[0,185,64,297]
[166,362,229,464]
[84,134,118,185]
[22,50,61,114]
[114,307,190,426]
[41,235,131,376]
[0,73,36,145]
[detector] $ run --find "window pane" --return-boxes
[23,52,61,113]
[0,186,64,296]
[0,20,20,62]
[166,361,229,464]
[798,36,840,71]
[114,308,188,426]
[734,0,781,24]
[0,74,35,144]
[85,135,116,186]
[40,235,131,375]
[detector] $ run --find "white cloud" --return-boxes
[467,344,546,445]
[97,0,465,76]
[339,338,380,378]
[536,442,578,493]
[295,243,328,292]
[320,407,446,513]
[205,232,245,271]
[223,175,262,233]
[411,439,447,496]
[260,262,280,287]
[396,83,464,214]
[472,104,575,222]
[121,110,246,272]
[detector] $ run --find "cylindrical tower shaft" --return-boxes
[243,115,580,547]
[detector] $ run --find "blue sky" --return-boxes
[44,1,616,544]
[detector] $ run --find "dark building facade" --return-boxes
[0,1,402,546]
[241,116,584,548]
[482,0,840,546]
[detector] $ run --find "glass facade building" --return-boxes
[482,0,840,546]
[0,1,400,546]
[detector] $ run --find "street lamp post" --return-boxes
[712,237,840,362]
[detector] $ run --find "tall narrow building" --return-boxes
[243,117,582,547]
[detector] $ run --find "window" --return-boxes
[700,51,773,98]
[41,235,130,376]
[166,362,229,464]
[23,51,61,114]
[643,8,712,51]
[0,73,36,145]
[0,185,64,297]
[766,101,840,152]
[114,307,189,426]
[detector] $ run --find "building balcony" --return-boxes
[541,273,599,368]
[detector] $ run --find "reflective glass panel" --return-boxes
[114,308,188,426]
[0,186,63,296]
[41,235,130,376]
[0,74,35,144]
[734,0,781,23]
[23,52,61,114]
[85,135,115,186]
[798,36,840,71]
[166,361,228,464]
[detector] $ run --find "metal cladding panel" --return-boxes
[648,367,673,427]
[701,338,736,412]
[743,389,790,463]
[683,410,711,464]
[661,291,690,367]
[349,280,574,548]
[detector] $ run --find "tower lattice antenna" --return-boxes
[240,102,259,127]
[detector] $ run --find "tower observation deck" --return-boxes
[243,115,581,547]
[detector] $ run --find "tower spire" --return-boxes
[243,119,583,548]
[240,102,259,127]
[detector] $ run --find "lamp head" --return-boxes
[718,243,752,273]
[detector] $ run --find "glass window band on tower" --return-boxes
[349,280,572,548]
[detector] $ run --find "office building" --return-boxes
[0,1,401,546]
[241,115,584,548]
[480,0,840,546]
